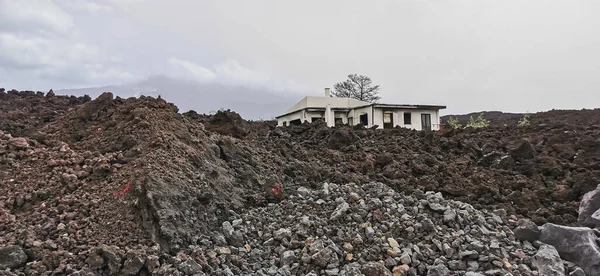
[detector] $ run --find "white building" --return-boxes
[276,88,446,131]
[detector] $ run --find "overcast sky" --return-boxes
[1,0,599,115]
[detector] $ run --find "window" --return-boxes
[383,113,392,123]
[335,117,343,125]
[359,114,369,125]
[404,113,411,125]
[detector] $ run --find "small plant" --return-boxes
[518,114,531,127]
[447,116,462,129]
[465,113,490,129]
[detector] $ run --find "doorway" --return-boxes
[421,114,431,131]
[383,112,394,129]
[359,113,368,126]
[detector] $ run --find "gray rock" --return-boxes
[222,221,234,237]
[443,209,456,223]
[467,261,480,271]
[311,248,332,267]
[460,250,479,260]
[341,263,363,276]
[539,223,600,276]
[330,202,350,220]
[228,230,245,247]
[280,251,296,267]
[513,219,540,242]
[232,219,243,227]
[384,257,397,268]
[428,203,447,212]
[365,227,375,240]
[0,245,27,269]
[400,252,412,264]
[427,264,450,276]
[146,255,160,272]
[465,272,484,276]
[274,228,292,241]
[297,187,311,197]
[121,255,145,275]
[325,268,340,275]
[578,184,600,228]
[361,262,392,276]
[178,259,203,275]
[531,244,565,276]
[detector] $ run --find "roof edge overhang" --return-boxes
[373,103,447,110]
[275,107,352,119]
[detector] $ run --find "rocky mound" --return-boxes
[0,91,280,275]
[251,118,600,226]
[1,88,600,275]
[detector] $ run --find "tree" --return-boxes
[332,74,381,103]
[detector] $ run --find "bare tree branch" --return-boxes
[332,74,381,103]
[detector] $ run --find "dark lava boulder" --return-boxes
[510,139,536,161]
[0,245,27,269]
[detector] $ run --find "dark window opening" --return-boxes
[359,114,369,126]
[404,113,412,125]
[335,117,343,125]
[290,119,302,125]
[311,117,323,123]
[283,121,287,126]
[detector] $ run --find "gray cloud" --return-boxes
[2,0,599,115]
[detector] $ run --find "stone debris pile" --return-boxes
[152,182,580,276]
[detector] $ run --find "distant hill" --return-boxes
[57,75,300,120]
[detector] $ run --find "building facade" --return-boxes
[276,88,446,131]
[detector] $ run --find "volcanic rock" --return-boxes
[0,245,27,269]
[539,223,600,276]
[578,183,600,228]
[531,244,565,276]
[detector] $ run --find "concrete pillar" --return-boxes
[325,104,333,127]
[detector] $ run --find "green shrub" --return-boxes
[465,113,489,129]
[518,114,531,127]
[447,116,462,129]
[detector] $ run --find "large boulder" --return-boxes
[538,223,600,276]
[513,218,540,241]
[578,184,600,228]
[0,245,27,269]
[531,244,565,276]
[510,139,536,161]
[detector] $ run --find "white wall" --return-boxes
[277,110,304,126]
[371,108,441,130]
[349,106,373,127]
[278,107,441,131]
[373,108,384,128]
